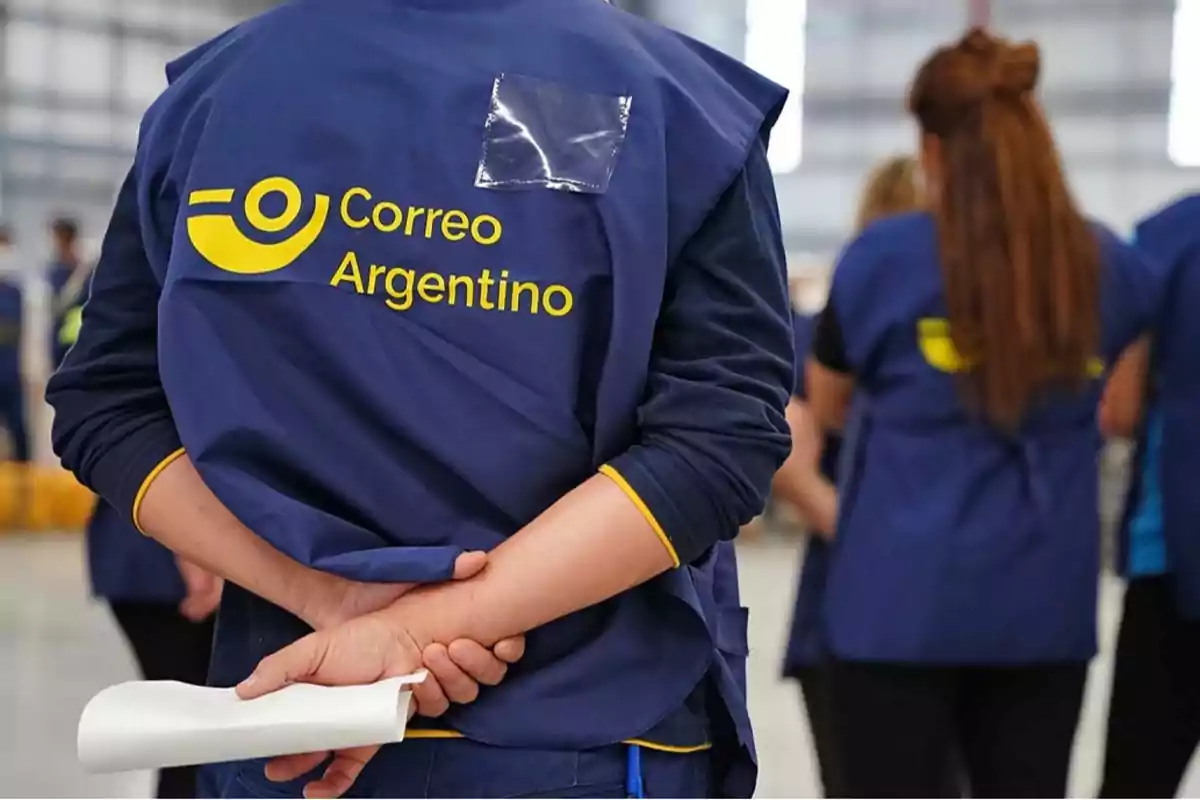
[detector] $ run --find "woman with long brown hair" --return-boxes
[776,154,924,798]
[805,29,1167,797]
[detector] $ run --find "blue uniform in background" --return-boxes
[781,312,842,674]
[779,312,845,798]
[814,210,1166,797]
[1136,194,1200,616]
[86,501,186,603]
[1099,195,1200,798]
[823,211,1164,664]
[0,276,27,462]
[47,0,794,797]
[89,502,216,800]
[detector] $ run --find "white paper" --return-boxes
[78,672,427,774]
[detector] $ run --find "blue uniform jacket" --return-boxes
[823,211,1167,663]
[1135,193,1200,618]
[781,312,842,674]
[46,1,794,796]
[87,500,186,603]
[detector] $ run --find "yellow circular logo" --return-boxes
[186,177,330,274]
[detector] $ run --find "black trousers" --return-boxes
[110,601,216,799]
[796,667,844,798]
[1100,576,1200,798]
[828,660,1087,798]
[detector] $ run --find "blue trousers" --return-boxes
[200,739,712,798]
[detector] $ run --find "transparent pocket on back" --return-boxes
[474,73,632,195]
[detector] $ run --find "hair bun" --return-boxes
[961,27,999,56]
[993,42,1039,96]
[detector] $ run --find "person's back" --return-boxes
[50,1,794,797]
[804,28,1167,797]
[824,209,1155,660]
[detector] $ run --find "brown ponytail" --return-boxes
[908,28,1100,429]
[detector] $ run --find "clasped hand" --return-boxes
[236,552,520,798]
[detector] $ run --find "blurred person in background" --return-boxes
[58,306,221,799]
[0,224,29,469]
[806,29,1167,798]
[776,154,925,798]
[49,216,88,367]
[1098,193,1200,798]
[46,0,794,798]
[86,506,221,798]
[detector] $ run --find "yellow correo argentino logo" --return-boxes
[186,177,330,274]
[185,175,578,319]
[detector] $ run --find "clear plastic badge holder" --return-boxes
[475,73,633,195]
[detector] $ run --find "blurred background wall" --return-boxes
[628,0,1199,279]
[0,0,278,251]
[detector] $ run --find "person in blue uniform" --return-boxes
[48,217,84,368]
[0,226,29,469]
[775,155,923,799]
[1098,194,1200,797]
[805,29,1168,798]
[45,1,795,798]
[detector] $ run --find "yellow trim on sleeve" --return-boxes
[132,447,187,534]
[598,464,681,569]
[405,728,711,753]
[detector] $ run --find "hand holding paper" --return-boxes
[78,673,427,774]
[231,610,434,798]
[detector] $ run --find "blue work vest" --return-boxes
[136,0,784,794]
[823,211,1166,663]
[87,500,186,603]
[782,312,842,673]
[1136,194,1200,618]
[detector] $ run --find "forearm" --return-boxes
[773,466,837,538]
[397,473,674,648]
[1099,336,1149,439]
[138,455,343,629]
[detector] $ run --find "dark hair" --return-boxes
[51,217,79,242]
[908,28,1100,429]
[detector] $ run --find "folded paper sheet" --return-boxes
[78,672,427,773]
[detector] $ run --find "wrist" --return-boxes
[291,569,349,631]
[385,578,484,648]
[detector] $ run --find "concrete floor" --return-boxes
[1,533,1198,798]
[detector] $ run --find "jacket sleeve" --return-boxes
[601,140,794,566]
[45,167,184,528]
